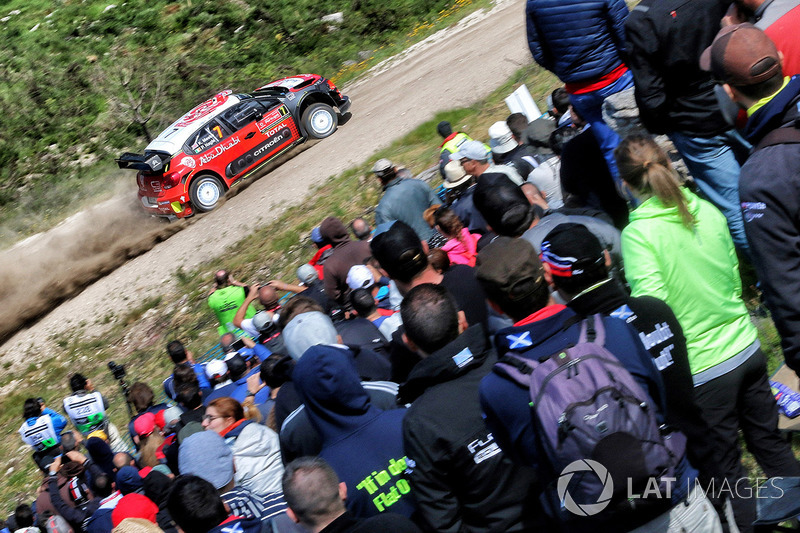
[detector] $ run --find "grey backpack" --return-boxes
[494,315,685,520]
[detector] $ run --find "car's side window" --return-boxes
[187,120,226,154]
[221,101,268,131]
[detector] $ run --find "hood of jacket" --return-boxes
[399,324,490,404]
[320,216,351,246]
[744,76,800,145]
[292,344,381,445]
[224,420,276,458]
[209,515,263,533]
[627,187,701,226]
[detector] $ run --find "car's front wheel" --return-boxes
[302,103,338,139]
[189,174,224,212]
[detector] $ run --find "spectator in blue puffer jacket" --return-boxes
[526,0,633,181]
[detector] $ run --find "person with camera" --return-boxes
[18,397,68,472]
[207,270,258,336]
[232,285,282,339]
[162,341,212,401]
[62,374,129,454]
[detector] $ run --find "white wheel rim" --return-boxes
[196,181,220,207]
[310,109,333,135]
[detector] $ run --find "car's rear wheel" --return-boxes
[189,174,224,212]
[302,103,338,139]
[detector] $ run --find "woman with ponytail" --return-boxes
[617,134,800,529]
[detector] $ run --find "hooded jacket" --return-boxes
[622,188,758,378]
[320,217,372,304]
[739,76,800,372]
[401,325,544,533]
[223,420,283,498]
[208,515,264,533]
[292,345,415,520]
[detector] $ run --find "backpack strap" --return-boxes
[754,122,800,151]
[577,314,606,346]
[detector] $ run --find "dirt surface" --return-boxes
[0,0,529,364]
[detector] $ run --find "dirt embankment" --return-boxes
[0,0,529,365]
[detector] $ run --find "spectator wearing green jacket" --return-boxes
[617,134,800,533]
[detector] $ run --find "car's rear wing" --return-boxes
[115,151,170,172]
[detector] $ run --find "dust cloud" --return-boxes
[0,194,186,346]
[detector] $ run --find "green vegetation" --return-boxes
[0,0,488,245]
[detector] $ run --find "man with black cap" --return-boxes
[701,24,800,377]
[472,175,624,283]
[475,237,716,532]
[539,223,727,514]
[372,159,439,244]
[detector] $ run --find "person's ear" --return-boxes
[603,250,611,268]
[722,83,737,102]
[457,310,468,334]
[339,481,348,502]
[542,263,554,287]
[421,240,430,255]
[286,508,299,524]
[337,335,344,344]
[402,333,418,353]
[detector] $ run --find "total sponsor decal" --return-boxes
[199,137,241,166]
[175,90,233,128]
[225,127,292,178]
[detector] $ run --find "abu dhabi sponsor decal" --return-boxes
[180,156,196,169]
[225,127,293,178]
[199,136,241,165]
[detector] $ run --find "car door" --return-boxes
[230,99,301,177]
[216,99,278,180]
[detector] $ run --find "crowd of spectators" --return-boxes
[9,2,800,533]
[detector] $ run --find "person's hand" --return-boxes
[246,373,264,396]
[241,336,255,348]
[246,284,259,300]
[268,280,289,291]
[65,450,87,464]
[49,455,62,475]
[721,3,747,26]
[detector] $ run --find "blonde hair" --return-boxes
[615,135,696,229]
[138,432,164,468]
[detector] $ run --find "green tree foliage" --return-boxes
[0,0,457,236]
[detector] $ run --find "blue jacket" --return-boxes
[292,345,415,520]
[480,306,695,529]
[526,0,629,83]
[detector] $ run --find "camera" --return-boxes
[108,361,126,381]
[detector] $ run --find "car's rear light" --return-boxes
[162,171,182,190]
[137,172,145,188]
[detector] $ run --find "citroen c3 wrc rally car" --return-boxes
[116,74,350,218]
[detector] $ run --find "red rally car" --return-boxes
[116,74,351,218]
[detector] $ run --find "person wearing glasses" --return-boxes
[202,397,283,499]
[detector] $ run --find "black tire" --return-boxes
[302,103,338,139]
[188,174,224,213]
